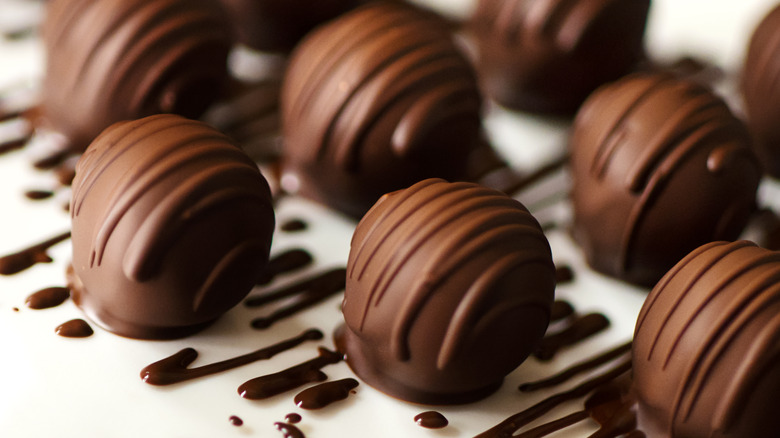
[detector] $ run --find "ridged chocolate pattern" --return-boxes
[41,0,231,151]
[281,2,482,218]
[741,4,780,177]
[570,73,761,287]
[70,114,274,339]
[633,241,780,437]
[341,178,555,404]
[470,0,649,113]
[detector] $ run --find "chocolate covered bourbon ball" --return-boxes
[41,0,232,152]
[69,114,275,339]
[280,2,483,219]
[338,178,555,404]
[570,73,761,287]
[742,4,780,177]
[633,240,780,437]
[216,0,361,53]
[469,0,650,114]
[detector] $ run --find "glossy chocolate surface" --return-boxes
[742,4,780,177]
[570,73,761,287]
[470,0,650,114]
[633,240,780,437]
[41,0,232,151]
[340,178,555,404]
[216,0,361,52]
[280,2,483,219]
[69,114,275,339]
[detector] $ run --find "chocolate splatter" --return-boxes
[281,219,308,233]
[414,411,448,429]
[294,378,359,409]
[55,319,93,338]
[238,347,343,400]
[0,231,71,275]
[256,248,314,286]
[25,286,70,309]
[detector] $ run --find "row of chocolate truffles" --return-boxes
[65,112,780,436]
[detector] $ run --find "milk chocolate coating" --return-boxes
[41,0,232,152]
[742,4,780,178]
[70,114,275,339]
[470,0,650,114]
[570,73,761,287]
[280,2,483,219]
[340,178,555,404]
[216,0,361,52]
[633,240,780,437]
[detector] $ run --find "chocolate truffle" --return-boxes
[69,114,275,339]
[469,0,650,114]
[570,73,761,287]
[216,0,361,53]
[633,240,780,437]
[280,2,483,219]
[339,178,555,404]
[41,0,232,152]
[742,4,780,178]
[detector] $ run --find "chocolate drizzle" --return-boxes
[280,219,308,233]
[55,319,93,338]
[274,421,305,438]
[294,378,359,410]
[238,347,343,400]
[25,286,70,309]
[247,268,346,329]
[141,329,323,385]
[24,189,55,201]
[228,415,243,426]
[414,411,448,429]
[256,248,314,286]
[0,231,71,275]
[535,313,610,361]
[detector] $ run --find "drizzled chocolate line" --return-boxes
[55,319,93,338]
[294,378,359,409]
[414,411,448,429]
[140,329,323,386]
[0,136,28,155]
[280,219,308,233]
[503,154,570,196]
[474,359,632,438]
[550,300,575,322]
[256,248,314,286]
[535,313,610,361]
[520,341,633,392]
[25,286,70,309]
[238,347,343,400]
[554,265,575,284]
[0,231,71,275]
[24,189,55,201]
[274,421,305,438]
[247,268,346,329]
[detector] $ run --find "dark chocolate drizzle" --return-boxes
[0,136,28,155]
[238,347,343,400]
[256,248,314,286]
[229,415,243,426]
[280,219,308,233]
[535,313,610,361]
[274,421,305,438]
[25,286,70,309]
[474,359,632,438]
[294,378,359,409]
[520,342,632,392]
[24,189,55,201]
[141,329,323,386]
[247,268,346,329]
[285,413,302,424]
[414,411,448,429]
[0,231,71,275]
[55,319,93,338]
[503,154,569,196]
[555,265,575,284]
[550,300,575,322]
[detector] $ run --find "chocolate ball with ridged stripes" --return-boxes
[337,178,555,404]
[69,114,275,339]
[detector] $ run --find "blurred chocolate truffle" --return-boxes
[339,178,555,404]
[570,73,761,287]
[216,0,361,53]
[41,0,232,152]
[742,4,780,177]
[69,114,275,339]
[469,0,650,114]
[633,240,780,437]
[280,1,483,219]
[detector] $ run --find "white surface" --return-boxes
[0,1,776,437]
